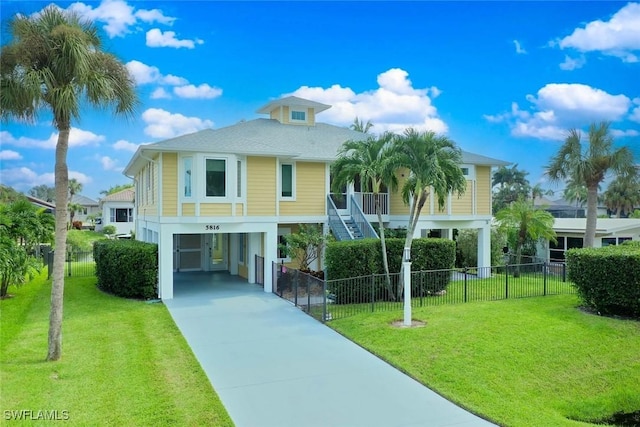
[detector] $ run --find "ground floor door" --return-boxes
[207,233,228,271]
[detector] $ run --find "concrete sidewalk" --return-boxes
[164,272,495,427]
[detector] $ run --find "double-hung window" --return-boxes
[291,110,306,122]
[206,159,226,197]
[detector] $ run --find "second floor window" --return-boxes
[281,164,293,198]
[206,159,226,197]
[184,157,192,197]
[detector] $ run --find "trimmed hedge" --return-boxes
[325,238,456,303]
[566,245,640,318]
[94,240,158,299]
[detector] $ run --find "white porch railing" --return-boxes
[353,192,389,215]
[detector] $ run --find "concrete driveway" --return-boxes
[164,272,495,427]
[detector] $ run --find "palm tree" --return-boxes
[350,117,373,134]
[68,178,83,228]
[0,6,137,360]
[547,122,635,247]
[395,128,466,294]
[100,183,134,196]
[495,199,556,277]
[492,164,531,213]
[331,132,399,298]
[603,175,640,218]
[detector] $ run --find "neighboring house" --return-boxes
[26,195,55,214]
[123,96,509,299]
[70,194,100,226]
[540,218,640,261]
[534,197,608,218]
[96,189,135,235]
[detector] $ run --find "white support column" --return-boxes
[248,232,261,284]
[477,224,491,278]
[403,247,412,326]
[445,228,453,240]
[229,233,239,275]
[263,224,278,293]
[158,227,174,300]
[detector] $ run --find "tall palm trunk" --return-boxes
[47,127,69,361]
[584,185,598,248]
[375,192,394,300]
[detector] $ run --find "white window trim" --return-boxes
[277,227,292,263]
[204,157,228,199]
[279,161,296,201]
[460,164,475,180]
[182,156,194,199]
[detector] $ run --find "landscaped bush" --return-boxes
[72,220,82,230]
[325,238,456,303]
[566,245,640,318]
[93,240,158,299]
[102,225,116,236]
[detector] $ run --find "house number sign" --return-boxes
[205,225,220,231]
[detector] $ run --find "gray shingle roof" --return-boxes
[256,96,331,114]
[71,194,98,206]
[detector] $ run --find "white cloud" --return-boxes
[486,83,634,140]
[125,60,188,86]
[0,167,89,192]
[174,84,223,99]
[557,2,640,63]
[151,88,172,99]
[513,40,527,54]
[630,106,640,123]
[611,129,640,137]
[100,156,123,171]
[0,128,104,149]
[559,55,586,70]
[146,29,203,49]
[0,150,22,160]
[141,108,214,138]
[69,171,92,186]
[67,0,176,38]
[288,68,448,134]
[113,139,140,152]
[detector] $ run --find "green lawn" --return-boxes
[0,271,234,426]
[329,294,640,427]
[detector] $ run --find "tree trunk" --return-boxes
[584,185,598,248]
[376,193,394,300]
[47,127,70,361]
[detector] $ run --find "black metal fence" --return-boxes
[46,250,95,278]
[272,261,575,322]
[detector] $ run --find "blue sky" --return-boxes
[1,1,639,200]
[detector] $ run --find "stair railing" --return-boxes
[327,196,354,240]
[350,195,379,239]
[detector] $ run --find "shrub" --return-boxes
[102,225,116,236]
[94,240,158,299]
[72,220,82,230]
[567,245,640,318]
[325,238,456,303]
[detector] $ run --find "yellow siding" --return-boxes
[476,166,492,215]
[200,203,232,216]
[451,181,472,215]
[279,162,326,215]
[307,107,315,126]
[235,203,244,216]
[238,264,248,279]
[137,163,158,216]
[281,106,290,124]
[389,169,410,215]
[248,157,277,216]
[182,203,195,216]
[162,153,177,217]
[270,106,282,122]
